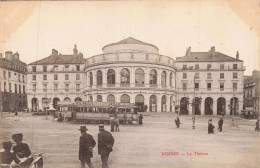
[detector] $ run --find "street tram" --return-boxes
[57,101,138,124]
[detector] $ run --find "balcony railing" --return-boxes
[107,84,115,87]
[207,88,211,91]
[149,84,157,88]
[135,84,145,87]
[120,84,130,87]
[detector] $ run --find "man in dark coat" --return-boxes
[79,126,96,168]
[138,114,143,125]
[0,141,13,165]
[98,124,114,168]
[208,119,215,134]
[12,133,33,168]
[255,119,260,132]
[175,116,180,128]
[218,117,224,132]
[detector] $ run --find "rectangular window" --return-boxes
[65,65,69,71]
[183,64,187,70]
[207,64,211,69]
[195,83,199,91]
[207,73,212,79]
[65,84,69,92]
[54,65,58,71]
[19,85,21,94]
[43,84,47,92]
[182,83,187,91]
[65,74,69,80]
[32,66,36,72]
[18,74,21,82]
[43,66,47,72]
[22,75,25,83]
[3,71,6,78]
[220,64,224,70]
[15,84,17,93]
[4,82,6,92]
[54,84,58,92]
[43,74,47,80]
[23,85,25,94]
[195,64,199,70]
[54,74,58,80]
[76,74,80,80]
[76,65,80,71]
[8,72,11,78]
[207,83,211,91]
[33,84,36,92]
[233,73,237,79]
[33,75,36,81]
[183,73,187,79]
[220,83,224,91]
[233,64,237,69]
[9,83,11,92]
[233,83,237,91]
[220,73,224,79]
[195,73,199,79]
[76,84,80,92]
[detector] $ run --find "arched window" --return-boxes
[161,95,166,112]
[149,95,157,112]
[107,69,115,85]
[120,68,130,86]
[107,94,115,103]
[161,71,166,87]
[149,69,157,85]
[64,97,71,102]
[97,70,102,86]
[89,72,93,87]
[120,94,130,103]
[97,95,102,102]
[170,72,173,88]
[75,97,82,102]
[135,68,145,87]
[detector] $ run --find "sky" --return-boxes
[0,0,259,75]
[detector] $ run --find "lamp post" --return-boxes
[192,75,196,129]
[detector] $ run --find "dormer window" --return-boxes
[65,65,69,71]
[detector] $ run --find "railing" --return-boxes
[107,84,115,87]
[120,84,130,87]
[149,84,157,88]
[135,84,145,87]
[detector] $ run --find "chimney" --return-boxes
[73,44,78,55]
[52,49,58,55]
[236,51,239,60]
[210,46,215,56]
[186,47,191,57]
[5,51,13,60]
[13,52,19,60]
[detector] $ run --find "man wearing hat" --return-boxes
[208,119,215,134]
[218,116,224,132]
[98,124,114,168]
[12,133,33,167]
[78,126,96,168]
[175,116,180,128]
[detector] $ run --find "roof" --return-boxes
[176,52,242,62]
[1,57,27,67]
[29,54,85,65]
[102,37,158,50]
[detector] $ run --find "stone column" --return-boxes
[131,67,135,87]
[131,92,135,103]
[145,93,149,111]
[158,69,162,88]
[116,67,120,87]
[201,99,205,115]
[166,95,170,112]
[103,69,107,88]
[93,70,96,89]
[116,93,120,103]
[213,100,217,115]
[145,68,149,88]
[157,94,161,112]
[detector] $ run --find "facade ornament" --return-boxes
[131,53,134,59]
[146,54,149,60]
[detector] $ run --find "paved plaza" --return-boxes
[0,113,260,168]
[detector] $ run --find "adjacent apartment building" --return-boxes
[175,47,245,116]
[0,52,27,112]
[26,45,86,111]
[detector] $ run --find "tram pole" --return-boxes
[192,76,195,129]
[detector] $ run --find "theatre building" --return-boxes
[175,47,244,116]
[83,37,176,112]
[0,52,27,112]
[27,45,86,111]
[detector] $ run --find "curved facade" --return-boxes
[84,37,176,112]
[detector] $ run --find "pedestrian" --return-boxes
[78,126,96,168]
[114,117,120,132]
[255,119,259,132]
[218,116,224,132]
[138,114,143,125]
[14,109,19,121]
[110,115,115,132]
[0,141,14,165]
[12,133,33,167]
[98,124,114,168]
[208,119,215,134]
[175,116,180,128]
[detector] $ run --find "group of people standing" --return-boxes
[79,124,114,168]
[109,115,120,132]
